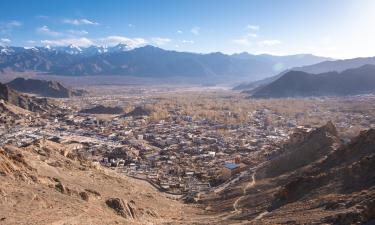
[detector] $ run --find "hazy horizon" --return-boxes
[1,0,375,59]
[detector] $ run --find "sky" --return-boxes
[0,0,374,59]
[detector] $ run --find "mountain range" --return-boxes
[251,64,375,98]
[0,44,329,82]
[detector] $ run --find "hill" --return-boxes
[7,78,85,98]
[292,56,375,74]
[0,82,55,113]
[251,64,375,98]
[235,56,375,92]
[202,122,375,224]
[0,139,200,224]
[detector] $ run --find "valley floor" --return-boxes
[1,84,375,224]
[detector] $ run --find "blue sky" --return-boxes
[0,0,374,58]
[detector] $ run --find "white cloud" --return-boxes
[1,21,22,28]
[40,35,148,48]
[62,18,99,26]
[37,26,61,37]
[181,40,194,44]
[128,24,134,28]
[190,26,200,35]
[102,36,147,48]
[36,15,48,19]
[67,29,88,36]
[26,40,36,44]
[245,25,259,30]
[246,33,257,38]
[177,30,183,34]
[258,40,281,46]
[0,38,11,46]
[232,27,258,46]
[233,38,250,46]
[0,20,22,33]
[41,37,93,47]
[151,37,171,46]
[1,38,11,43]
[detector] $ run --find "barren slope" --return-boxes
[201,122,375,224]
[0,139,203,225]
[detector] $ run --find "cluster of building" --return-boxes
[83,108,289,195]
[4,93,375,197]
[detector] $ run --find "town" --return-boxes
[2,86,375,199]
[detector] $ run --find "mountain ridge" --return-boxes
[0,45,329,82]
[251,64,375,98]
[235,56,375,91]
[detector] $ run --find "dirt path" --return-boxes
[233,172,256,212]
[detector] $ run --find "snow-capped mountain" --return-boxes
[82,45,108,56]
[29,44,132,56]
[0,44,134,57]
[56,44,83,55]
[107,43,132,53]
[0,46,14,55]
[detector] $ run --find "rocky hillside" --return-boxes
[252,64,375,98]
[0,82,56,113]
[7,78,85,98]
[0,139,201,224]
[202,122,375,224]
[260,121,341,178]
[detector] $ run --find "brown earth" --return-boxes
[0,82,57,113]
[201,122,375,224]
[1,120,375,224]
[0,139,205,225]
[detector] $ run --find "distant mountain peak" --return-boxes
[57,44,83,55]
[110,43,132,52]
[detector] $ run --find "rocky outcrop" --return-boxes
[0,145,33,176]
[7,78,85,98]
[123,106,151,117]
[105,198,139,219]
[0,82,56,113]
[260,121,341,178]
[79,105,124,114]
